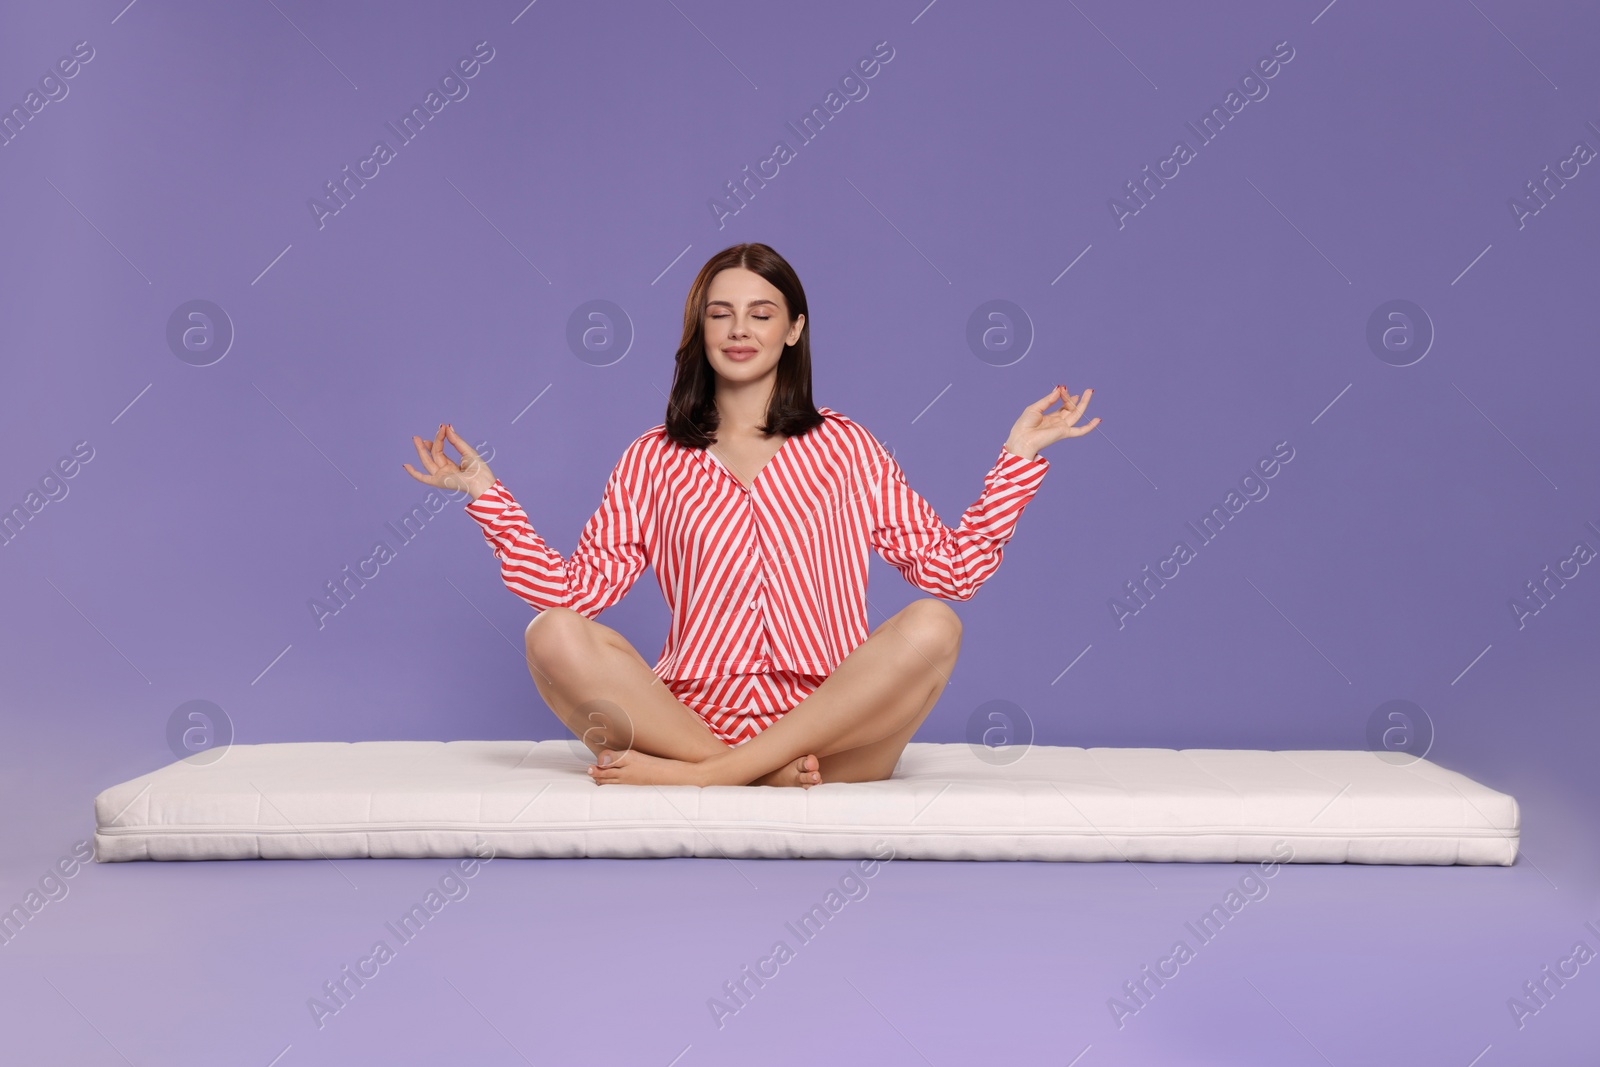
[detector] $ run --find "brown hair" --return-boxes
[663,242,825,450]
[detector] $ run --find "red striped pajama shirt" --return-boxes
[463,405,1051,745]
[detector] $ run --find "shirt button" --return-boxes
[747,599,757,610]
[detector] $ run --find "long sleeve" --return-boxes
[867,442,1050,601]
[462,453,648,617]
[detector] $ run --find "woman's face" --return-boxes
[702,267,804,386]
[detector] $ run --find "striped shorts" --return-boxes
[664,670,828,747]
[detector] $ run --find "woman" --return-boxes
[403,243,1098,789]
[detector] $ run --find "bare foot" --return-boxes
[587,748,707,786]
[586,749,822,788]
[752,754,822,788]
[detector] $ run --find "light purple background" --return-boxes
[3,1,1597,1063]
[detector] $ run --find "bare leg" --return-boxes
[813,658,947,783]
[590,598,961,786]
[524,608,820,787]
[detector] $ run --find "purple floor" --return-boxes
[6,700,1598,1067]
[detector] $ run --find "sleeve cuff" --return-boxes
[464,479,512,519]
[997,444,1049,482]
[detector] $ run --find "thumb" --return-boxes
[444,424,479,461]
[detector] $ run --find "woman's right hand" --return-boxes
[404,423,496,500]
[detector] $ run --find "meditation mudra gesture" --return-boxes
[403,243,1099,789]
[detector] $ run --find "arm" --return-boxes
[866,441,1050,601]
[463,451,648,617]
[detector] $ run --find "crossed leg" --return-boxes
[524,607,818,787]
[525,598,961,788]
[589,597,962,787]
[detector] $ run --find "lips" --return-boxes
[725,348,757,361]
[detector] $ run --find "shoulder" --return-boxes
[813,406,885,457]
[632,423,671,452]
[814,405,864,442]
[623,422,681,456]
[602,425,672,477]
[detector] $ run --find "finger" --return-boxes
[1027,385,1065,414]
[401,462,437,486]
[445,424,481,463]
[412,435,441,474]
[415,433,447,475]
[431,423,451,465]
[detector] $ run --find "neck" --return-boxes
[715,371,778,437]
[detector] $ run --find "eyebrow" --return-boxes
[705,299,780,309]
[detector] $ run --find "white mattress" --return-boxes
[92,740,1520,865]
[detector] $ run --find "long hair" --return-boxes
[663,243,825,450]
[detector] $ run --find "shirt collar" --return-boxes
[691,407,830,477]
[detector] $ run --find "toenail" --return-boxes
[599,753,612,766]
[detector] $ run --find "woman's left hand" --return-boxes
[1005,385,1100,461]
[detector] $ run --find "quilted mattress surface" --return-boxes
[92,740,1521,864]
